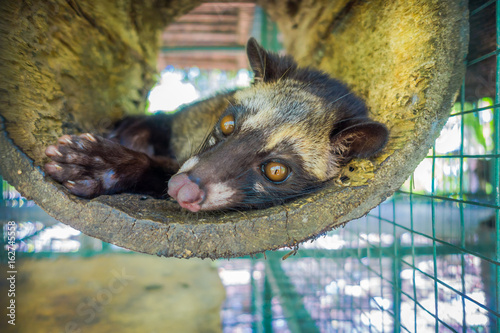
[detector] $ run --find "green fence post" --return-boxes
[393,206,402,333]
[260,9,269,50]
[263,265,273,332]
[460,74,467,333]
[495,2,500,332]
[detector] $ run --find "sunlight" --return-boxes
[147,70,200,113]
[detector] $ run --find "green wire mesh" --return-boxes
[235,1,500,332]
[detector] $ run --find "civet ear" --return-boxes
[246,37,297,83]
[331,121,389,161]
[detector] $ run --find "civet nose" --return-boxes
[168,173,205,212]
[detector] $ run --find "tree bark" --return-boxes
[0,0,468,258]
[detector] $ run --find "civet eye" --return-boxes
[262,161,290,183]
[220,115,235,136]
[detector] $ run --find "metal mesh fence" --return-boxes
[227,1,500,332]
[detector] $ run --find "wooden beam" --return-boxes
[161,32,240,45]
[237,7,254,44]
[165,23,237,33]
[177,13,238,23]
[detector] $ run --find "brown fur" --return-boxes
[45,38,388,211]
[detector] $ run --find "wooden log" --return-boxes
[0,0,468,259]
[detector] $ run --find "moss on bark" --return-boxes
[0,0,468,258]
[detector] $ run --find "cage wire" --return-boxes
[1,2,500,333]
[218,1,500,332]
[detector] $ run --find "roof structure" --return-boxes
[157,1,256,70]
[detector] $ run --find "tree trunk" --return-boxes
[0,0,468,259]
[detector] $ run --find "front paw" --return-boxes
[44,133,143,198]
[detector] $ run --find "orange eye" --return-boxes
[263,162,290,183]
[220,115,235,135]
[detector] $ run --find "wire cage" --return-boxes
[218,1,500,332]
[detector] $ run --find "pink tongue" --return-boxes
[168,174,204,212]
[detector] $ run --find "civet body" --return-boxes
[45,38,388,212]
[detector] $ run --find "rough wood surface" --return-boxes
[0,0,201,161]
[0,0,468,258]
